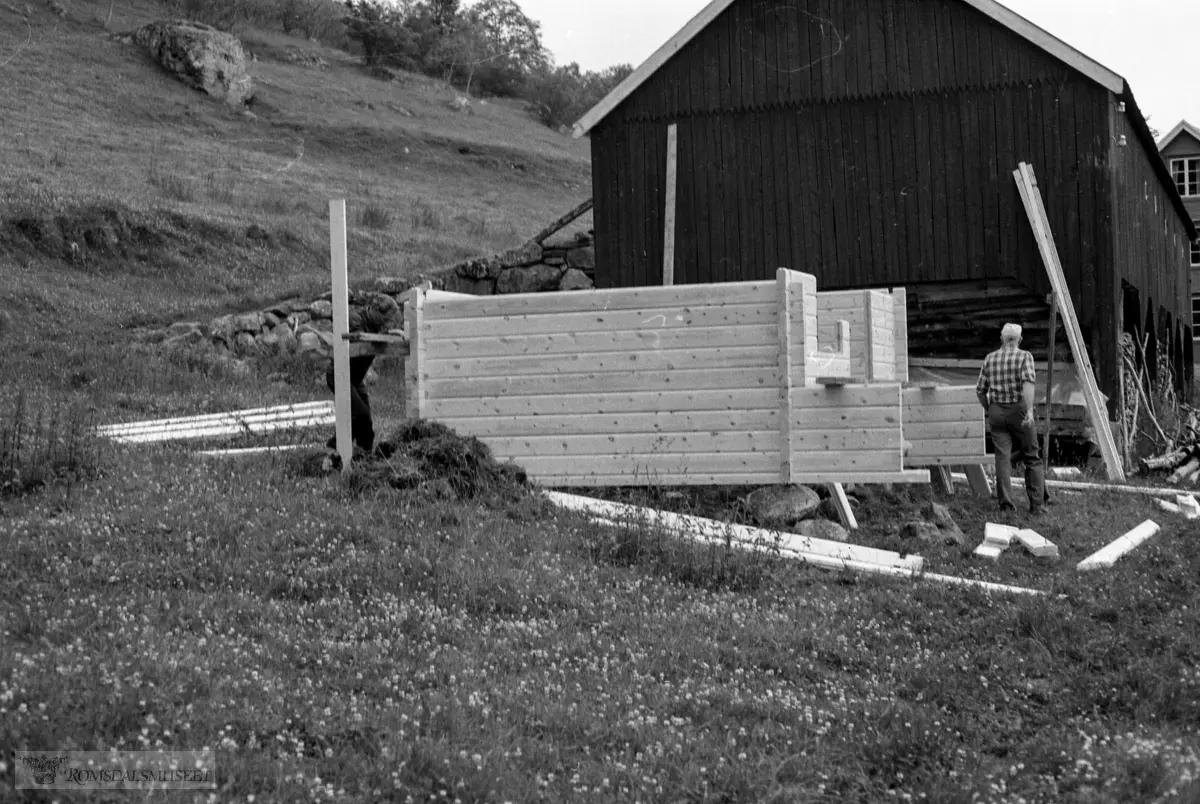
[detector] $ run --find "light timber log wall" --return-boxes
[406,270,938,487]
[901,386,991,467]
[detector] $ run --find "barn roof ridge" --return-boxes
[573,0,1126,138]
[1158,120,1200,151]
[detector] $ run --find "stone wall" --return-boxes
[145,231,596,361]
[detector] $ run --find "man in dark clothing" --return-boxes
[326,292,401,454]
[976,323,1046,515]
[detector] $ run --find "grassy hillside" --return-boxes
[0,0,589,418]
[3,3,1200,804]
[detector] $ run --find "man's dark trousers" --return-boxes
[326,356,376,452]
[988,402,1046,511]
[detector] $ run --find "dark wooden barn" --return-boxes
[574,0,1198,414]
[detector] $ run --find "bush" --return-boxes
[524,62,633,130]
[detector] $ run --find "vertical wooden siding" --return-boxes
[1110,103,1192,406]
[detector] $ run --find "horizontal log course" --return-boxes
[517,452,782,477]
[422,324,778,359]
[479,431,778,457]
[422,281,776,319]
[426,366,784,399]
[438,409,781,438]
[424,345,779,379]
[425,388,783,418]
[421,302,777,339]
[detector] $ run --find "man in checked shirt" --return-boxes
[976,323,1046,515]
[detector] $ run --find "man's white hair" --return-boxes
[1001,323,1022,342]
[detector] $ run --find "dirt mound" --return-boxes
[291,420,530,504]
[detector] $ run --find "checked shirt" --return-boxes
[977,345,1036,405]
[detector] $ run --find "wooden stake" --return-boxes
[662,123,678,287]
[1014,163,1124,481]
[826,483,858,529]
[964,464,992,497]
[1043,293,1057,470]
[330,199,353,472]
[530,198,593,244]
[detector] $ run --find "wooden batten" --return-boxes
[404,286,427,420]
[777,268,798,481]
[891,288,909,382]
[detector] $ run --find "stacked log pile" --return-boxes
[1138,407,1200,485]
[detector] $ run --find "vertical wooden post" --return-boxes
[892,288,909,383]
[663,123,678,287]
[1043,293,1057,470]
[404,287,427,420]
[777,268,796,483]
[864,291,876,382]
[329,199,352,472]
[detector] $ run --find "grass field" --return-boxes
[2,1,1200,802]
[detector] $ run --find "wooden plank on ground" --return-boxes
[1014,162,1123,481]
[1077,520,1160,570]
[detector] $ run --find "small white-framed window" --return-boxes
[1171,157,1200,197]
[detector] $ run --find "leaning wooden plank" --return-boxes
[827,483,858,529]
[964,465,992,497]
[421,302,778,339]
[530,197,593,244]
[96,402,332,434]
[425,345,780,379]
[545,491,922,571]
[933,466,956,495]
[425,388,782,418]
[437,410,781,438]
[422,324,778,359]
[1077,520,1161,571]
[421,281,777,318]
[1014,163,1123,481]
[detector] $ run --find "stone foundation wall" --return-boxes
[143,231,596,361]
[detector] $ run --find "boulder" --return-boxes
[309,299,333,319]
[132,21,253,106]
[498,241,543,268]
[922,501,965,545]
[898,521,941,545]
[232,311,265,333]
[296,331,325,355]
[795,518,849,543]
[566,246,595,270]
[496,265,564,295]
[745,485,821,528]
[208,314,236,344]
[456,255,504,281]
[558,268,593,291]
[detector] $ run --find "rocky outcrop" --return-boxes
[131,20,253,106]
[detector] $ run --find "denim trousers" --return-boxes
[988,402,1045,510]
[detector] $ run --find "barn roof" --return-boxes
[1158,120,1200,151]
[574,0,1125,137]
